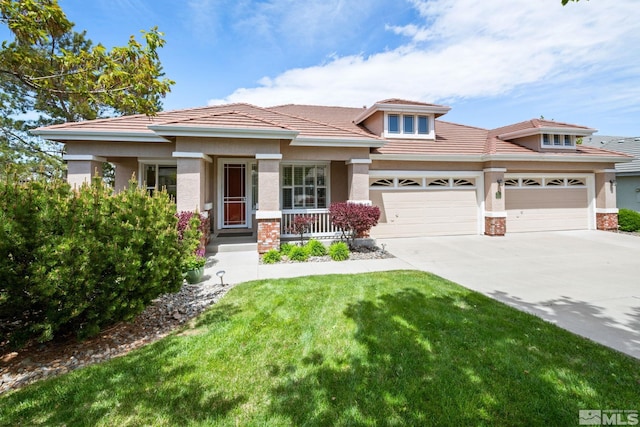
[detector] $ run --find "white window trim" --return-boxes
[540,133,576,149]
[280,161,331,211]
[383,112,435,140]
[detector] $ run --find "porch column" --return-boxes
[173,152,212,212]
[256,154,282,254]
[484,168,507,236]
[595,169,618,231]
[63,155,105,189]
[346,159,371,204]
[112,158,138,193]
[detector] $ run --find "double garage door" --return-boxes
[505,175,592,232]
[369,172,593,238]
[369,174,482,238]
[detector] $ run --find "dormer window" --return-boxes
[541,133,575,149]
[385,113,433,139]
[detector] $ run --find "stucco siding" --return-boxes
[65,141,174,158]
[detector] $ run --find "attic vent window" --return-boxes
[385,113,432,138]
[541,133,575,148]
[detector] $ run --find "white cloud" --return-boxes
[209,0,640,110]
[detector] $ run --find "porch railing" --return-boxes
[281,209,341,239]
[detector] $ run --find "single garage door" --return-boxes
[505,176,590,232]
[370,175,480,238]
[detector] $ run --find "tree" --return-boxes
[0,0,174,179]
[561,0,586,5]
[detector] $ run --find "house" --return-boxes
[582,136,640,212]
[32,99,631,253]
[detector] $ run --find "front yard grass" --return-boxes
[1,271,639,426]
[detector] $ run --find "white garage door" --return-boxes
[505,176,591,233]
[370,175,481,238]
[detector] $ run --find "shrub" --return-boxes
[177,210,209,253]
[329,241,350,261]
[305,239,327,256]
[288,245,309,262]
[0,176,184,348]
[618,208,640,232]
[262,249,282,264]
[329,202,381,247]
[176,211,206,272]
[289,215,315,245]
[279,242,295,256]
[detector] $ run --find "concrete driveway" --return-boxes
[379,230,640,359]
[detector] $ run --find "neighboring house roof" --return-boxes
[32,99,630,163]
[582,136,640,174]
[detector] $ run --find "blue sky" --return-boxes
[39,1,640,135]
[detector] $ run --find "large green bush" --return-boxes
[0,176,193,348]
[618,208,640,232]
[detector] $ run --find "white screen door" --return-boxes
[222,163,247,227]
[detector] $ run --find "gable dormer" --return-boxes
[495,119,596,152]
[354,99,451,140]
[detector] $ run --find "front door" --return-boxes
[222,163,247,228]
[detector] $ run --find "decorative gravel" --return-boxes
[260,244,395,264]
[0,279,235,395]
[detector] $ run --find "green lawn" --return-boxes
[1,271,639,426]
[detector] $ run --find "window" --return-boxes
[282,164,328,209]
[541,133,575,148]
[388,114,400,133]
[403,115,414,133]
[387,113,432,137]
[142,163,177,199]
[418,116,429,134]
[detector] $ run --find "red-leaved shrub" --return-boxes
[329,202,380,247]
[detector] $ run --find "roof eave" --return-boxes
[498,126,597,140]
[483,154,631,163]
[148,125,299,140]
[291,137,385,148]
[30,129,169,143]
[370,153,483,162]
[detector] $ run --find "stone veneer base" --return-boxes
[257,218,280,254]
[596,212,618,231]
[485,216,506,236]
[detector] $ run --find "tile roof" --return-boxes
[582,136,640,173]
[34,100,628,161]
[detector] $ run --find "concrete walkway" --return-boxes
[204,230,640,359]
[203,250,413,285]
